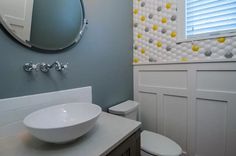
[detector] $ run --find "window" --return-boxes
[177,0,236,42]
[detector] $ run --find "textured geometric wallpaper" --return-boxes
[133,0,236,64]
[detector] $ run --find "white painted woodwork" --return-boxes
[139,70,187,89]
[138,92,157,132]
[163,95,188,153]
[197,71,236,92]
[195,99,227,156]
[134,62,236,156]
[0,0,34,42]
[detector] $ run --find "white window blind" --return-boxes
[186,0,236,39]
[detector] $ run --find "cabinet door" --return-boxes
[107,130,140,156]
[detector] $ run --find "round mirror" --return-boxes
[0,0,88,51]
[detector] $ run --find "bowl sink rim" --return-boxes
[23,102,102,130]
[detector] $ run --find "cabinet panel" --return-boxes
[139,70,187,89]
[226,98,236,156]
[138,92,157,132]
[195,99,227,156]
[163,95,188,153]
[197,71,236,92]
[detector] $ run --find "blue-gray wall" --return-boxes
[0,0,133,110]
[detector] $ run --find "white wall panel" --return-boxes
[163,95,188,153]
[139,70,187,89]
[138,92,157,132]
[197,71,236,92]
[195,99,227,156]
[134,62,236,156]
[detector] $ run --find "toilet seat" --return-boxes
[141,130,182,156]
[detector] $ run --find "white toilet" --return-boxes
[109,100,182,156]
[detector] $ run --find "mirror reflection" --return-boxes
[0,0,87,51]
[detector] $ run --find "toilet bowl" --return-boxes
[109,100,182,156]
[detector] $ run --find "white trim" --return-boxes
[178,30,236,43]
[133,59,236,66]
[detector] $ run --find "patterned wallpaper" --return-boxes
[133,0,236,64]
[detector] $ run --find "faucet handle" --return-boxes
[55,63,68,71]
[23,62,33,72]
[23,62,39,72]
[40,63,51,73]
[32,63,40,72]
[61,63,68,70]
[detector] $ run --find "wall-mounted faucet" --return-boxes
[40,61,68,72]
[23,61,68,72]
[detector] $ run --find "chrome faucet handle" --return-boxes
[23,62,39,72]
[54,61,62,71]
[55,62,68,71]
[40,63,51,73]
[23,62,33,72]
[61,63,68,71]
[32,63,40,71]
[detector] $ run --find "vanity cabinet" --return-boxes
[107,130,140,156]
[0,111,141,156]
[0,87,142,156]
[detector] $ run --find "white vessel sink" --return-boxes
[23,102,102,143]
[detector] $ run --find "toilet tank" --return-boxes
[108,100,139,121]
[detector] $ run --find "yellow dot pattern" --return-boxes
[166,3,171,9]
[152,25,158,31]
[133,58,139,63]
[217,37,226,43]
[133,0,235,64]
[181,57,188,62]
[161,18,167,24]
[137,33,142,39]
[140,16,146,22]
[133,9,138,15]
[156,41,162,48]
[141,48,145,54]
[171,32,176,38]
[192,45,200,52]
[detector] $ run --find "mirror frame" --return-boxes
[0,0,88,51]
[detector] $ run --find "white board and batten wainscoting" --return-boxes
[134,61,236,156]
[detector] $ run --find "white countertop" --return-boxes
[0,112,141,156]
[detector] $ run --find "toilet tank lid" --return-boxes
[108,100,139,115]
